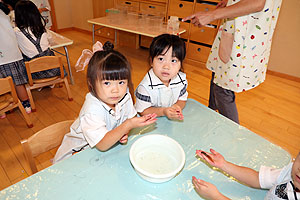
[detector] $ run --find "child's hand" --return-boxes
[119,134,128,144]
[129,113,157,128]
[192,176,226,200]
[164,104,184,120]
[196,149,225,169]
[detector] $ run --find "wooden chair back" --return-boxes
[24,55,73,112]
[0,77,33,127]
[0,76,18,104]
[25,56,64,86]
[21,120,73,174]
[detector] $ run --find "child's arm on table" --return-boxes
[95,113,157,151]
[193,149,260,200]
[197,149,260,188]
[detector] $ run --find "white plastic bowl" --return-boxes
[129,134,185,183]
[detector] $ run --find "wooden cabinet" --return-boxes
[140,2,166,15]
[116,0,140,12]
[114,0,168,48]
[186,42,211,63]
[168,0,194,18]
[167,0,220,64]
[189,26,217,45]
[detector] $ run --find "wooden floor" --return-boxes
[0,30,299,190]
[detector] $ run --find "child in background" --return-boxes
[30,0,52,28]
[135,34,188,121]
[0,1,31,114]
[192,149,300,200]
[53,42,157,163]
[2,0,18,27]
[14,0,66,81]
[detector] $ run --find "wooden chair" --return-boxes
[0,77,33,128]
[21,120,73,175]
[25,55,73,112]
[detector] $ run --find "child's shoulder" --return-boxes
[177,71,187,81]
[80,93,106,113]
[178,71,187,76]
[13,26,20,32]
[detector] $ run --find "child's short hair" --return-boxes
[149,34,186,68]
[87,42,133,99]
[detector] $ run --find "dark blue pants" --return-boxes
[208,72,239,124]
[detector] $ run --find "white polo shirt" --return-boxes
[53,92,137,163]
[259,163,300,200]
[135,68,188,113]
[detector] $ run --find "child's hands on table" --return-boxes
[164,104,184,120]
[119,134,128,144]
[128,113,157,129]
[192,176,227,200]
[196,149,225,169]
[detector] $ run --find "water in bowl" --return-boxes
[135,150,177,175]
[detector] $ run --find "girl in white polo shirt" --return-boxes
[135,34,188,121]
[53,42,157,163]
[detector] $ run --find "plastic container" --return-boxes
[167,16,180,31]
[105,8,120,23]
[130,134,185,183]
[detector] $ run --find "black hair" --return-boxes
[0,2,10,14]
[15,0,46,38]
[87,41,133,100]
[149,34,186,70]
[2,0,19,10]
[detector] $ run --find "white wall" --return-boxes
[53,0,93,31]
[71,0,94,31]
[53,0,72,29]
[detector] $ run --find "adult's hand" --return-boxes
[182,10,215,27]
[216,0,228,9]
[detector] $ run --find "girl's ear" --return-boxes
[149,57,153,67]
[87,79,92,86]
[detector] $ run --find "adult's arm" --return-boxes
[183,0,266,26]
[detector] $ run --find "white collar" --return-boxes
[96,92,130,118]
[146,68,186,89]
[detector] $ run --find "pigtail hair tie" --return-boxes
[74,41,104,72]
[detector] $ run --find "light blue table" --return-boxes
[0,99,291,200]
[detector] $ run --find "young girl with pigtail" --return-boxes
[54,41,157,163]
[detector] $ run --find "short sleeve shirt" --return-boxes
[53,92,137,163]
[206,0,282,92]
[135,68,188,113]
[14,27,51,58]
[259,163,300,199]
